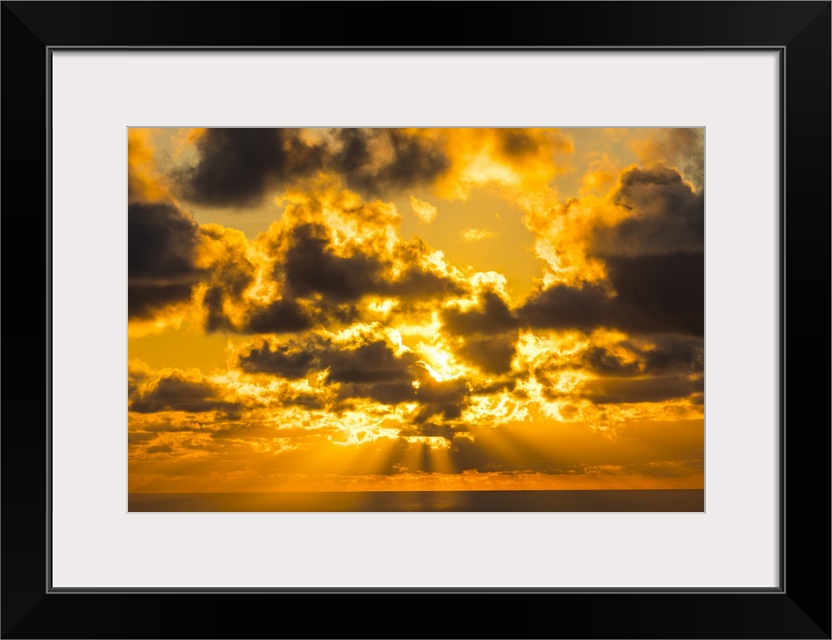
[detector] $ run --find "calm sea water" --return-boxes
[129,489,703,512]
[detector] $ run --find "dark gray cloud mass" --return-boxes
[130,373,244,418]
[238,335,473,417]
[128,202,203,319]
[174,128,451,207]
[593,165,704,257]
[455,332,519,375]
[283,223,383,302]
[331,129,450,197]
[240,335,420,405]
[521,165,704,336]
[580,375,703,404]
[581,336,703,378]
[243,298,315,334]
[441,292,520,374]
[442,292,518,335]
[281,223,466,303]
[520,254,703,336]
[178,129,326,208]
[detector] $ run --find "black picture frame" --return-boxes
[2,2,829,638]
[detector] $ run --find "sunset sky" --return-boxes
[128,127,704,494]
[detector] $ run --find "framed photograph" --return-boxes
[126,124,707,515]
[3,2,829,638]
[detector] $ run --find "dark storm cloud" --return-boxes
[146,444,174,454]
[283,223,383,302]
[332,129,450,196]
[384,265,466,300]
[572,336,703,378]
[179,129,326,208]
[337,380,417,405]
[238,338,322,379]
[471,378,516,396]
[605,253,704,335]
[248,337,420,403]
[441,292,520,374]
[281,223,465,304]
[520,253,703,335]
[639,335,704,375]
[442,292,518,335]
[326,340,418,383]
[582,347,641,377]
[130,373,244,418]
[456,332,519,375]
[128,202,203,319]
[593,165,704,257]
[238,335,472,416]
[243,298,314,334]
[174,128,450,207]
[580,375,703,404]
[128,432,155,446]
[239,334,418,386]
[522,165,703,335]
[519,282,612,331]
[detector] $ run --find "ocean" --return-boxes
[128,489,704,512]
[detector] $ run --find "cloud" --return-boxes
[282,223,385,302]
[237,337,322,379]
[580,375,703,404]
[173,187,467,334]
[455,333,519,375]
[443,291,518,335]
[592,165,704,257]
[243,298,315,334]
[177,128,327,208]
[128,432,155,446]
[460,228,497,242]
[128,130,170,203]
[435,128,574,201]
[441,291,520,374]
[520,165,703,336]
[130,371,245,418]
[519,255,703,336]
[412,363,472,421]
[580,336,704,378]
[280,222,466,304]
[171,128,450,207]
[168,128,579,208]
[146,444,174,454]
[331,128,450,196]
[239,328,418,384]
[242,333,420,404]
[128,202,203,319]
[632,128,704,192]
[409,195,438,224]
[237,327,473,419]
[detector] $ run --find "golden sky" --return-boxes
[128,127,704,494]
